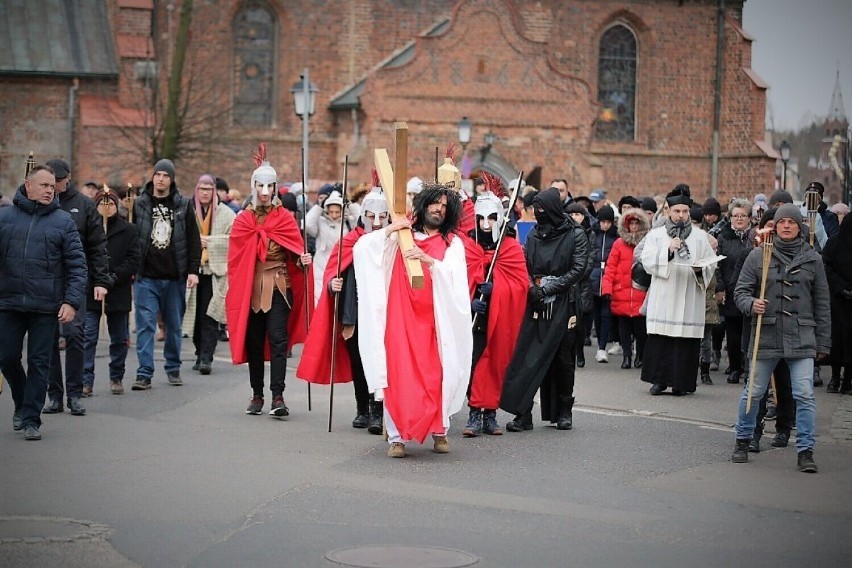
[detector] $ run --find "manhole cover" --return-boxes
[325,545,479,568]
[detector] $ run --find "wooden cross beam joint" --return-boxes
[373,121,424,289]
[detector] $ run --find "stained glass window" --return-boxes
[233,3,276,127]
[595,25,637,141]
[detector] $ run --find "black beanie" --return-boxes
[768,190,793,206]
[702,197,722,217]
[566,202,588,216]
[690,204,704,223]
[618,195,640,211]
[45,158,71,179]
[215,177,229,191]
[640,197,657,213]
[596,206,615,222]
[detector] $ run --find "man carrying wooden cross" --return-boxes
[354,125,472,458]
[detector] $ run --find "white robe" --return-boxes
[640,225,716,339]
[305,206,350,306]
[353,228,472,430]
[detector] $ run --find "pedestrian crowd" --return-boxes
[1,149,849,475]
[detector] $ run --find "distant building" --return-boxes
[1,0,774,204]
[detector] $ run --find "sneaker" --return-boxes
[12,410,23,431]
[812,367,823,387]
[42,398,63,414]
[710,351,720,371]
[81,385,92,398]
[462,408,483,437]
[826,376,841,393]
[797,449,818,473]
[24,425,42,441]
[387,442,405,458]
[67,397,86,416]
[110,381,124,395]
[595,349,608,363]
[432,435,450,454]
[192,358,201,371]
[198,362,212,375]
[167,371,183,386]
[269,395,289,418]
[131,378,152,390]
[246,396,264,415]
[482,409,503,435]
[607,343,622,355]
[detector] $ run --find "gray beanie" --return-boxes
[152,159,175,182]
[773,203,802,229]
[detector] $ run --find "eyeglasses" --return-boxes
[731,214,750,219]
[197,186,215,192]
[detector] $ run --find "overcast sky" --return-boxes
[743,0,852,131]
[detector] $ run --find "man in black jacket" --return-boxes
[0,165,87,440]
[500,188,589,432]
[132,159,201,390]
[43,158,111,417]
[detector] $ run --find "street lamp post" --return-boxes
[291,68,318,190]
[457,116,472,153]
[780,140,790,192]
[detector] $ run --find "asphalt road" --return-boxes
[2,340,851,567]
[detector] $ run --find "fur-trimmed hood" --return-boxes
[617,210,650,246]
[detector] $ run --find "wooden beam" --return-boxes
[374,146,424,289]
[393,122,408,217]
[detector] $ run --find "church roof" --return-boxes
[827,69,847,123]
[329,18,450,110]
[0,0,118,77]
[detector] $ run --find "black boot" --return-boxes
[771,429,790,448]
[813,366,823,387]
[367,400,383,435]
[621,355,632,369]
[827,375,841,393]
[462,407,483,437]
[556,397,574,430]
[732,439,750,463]
[726,369,742,384]
[352,398,370,429]
[506,411,533,432]
[482,409,502,435]
[633,354,642,369]
[840,375,852,395]
[700,362,712,385]
[749,421,763,453]
[576,351,585,368]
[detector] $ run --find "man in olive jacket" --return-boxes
[731,204,831,473]
[0,165,87,440]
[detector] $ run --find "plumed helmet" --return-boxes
[250,142,277,205]
[474,190,504,242]
[360,187,389,232]
[436,144,461,189]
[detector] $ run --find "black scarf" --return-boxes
[773,235,803,266]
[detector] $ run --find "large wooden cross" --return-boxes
[374,122,425,289]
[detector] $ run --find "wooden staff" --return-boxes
[126,183,135,223]
[746,231,774,413]
[471,170,523,330]
[100,184,111,335]
[434,146,439,182]
[804,188,820,247]
[301,146,312,411]
[328,156,349,432]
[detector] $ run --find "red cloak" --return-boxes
[384,233,454,443]
[458,198,476,234]
[462,233,528,409]
[296,227,366,384]
[226,207,313,365]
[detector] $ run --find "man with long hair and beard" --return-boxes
[354,184,472,458]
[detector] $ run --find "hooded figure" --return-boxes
[305,188,350,305]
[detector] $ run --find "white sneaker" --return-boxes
[595,349,608,363]
[607,343,623,355]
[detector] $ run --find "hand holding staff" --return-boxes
[746,230,774,414]
[301,146,312,411]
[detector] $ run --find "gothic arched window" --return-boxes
[233,3,277,127]
[595,24,637,141]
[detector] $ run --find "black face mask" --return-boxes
[475,226,497,249]
[534,208,552,226]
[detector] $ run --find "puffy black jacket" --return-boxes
[58,183,111,288]
[0,186,87,313]
[133,181,201,280]
[716,224,754,317]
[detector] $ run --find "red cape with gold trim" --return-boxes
[226,206,313,365]
[461,232,528,409]
[296,226,366,384]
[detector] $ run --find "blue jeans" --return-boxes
[135,277,186,379]
[83,310,130,386]
[0,310,58,428]
[735,357,815,452]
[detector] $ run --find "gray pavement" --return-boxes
[2,339,851,567]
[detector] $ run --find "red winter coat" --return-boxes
[601,211,649,317]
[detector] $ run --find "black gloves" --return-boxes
[476,281,494,296]
[528,285,545,305]
[471,298,488,314]
[840,289,852,300]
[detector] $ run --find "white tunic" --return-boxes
[640,225,716,339]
